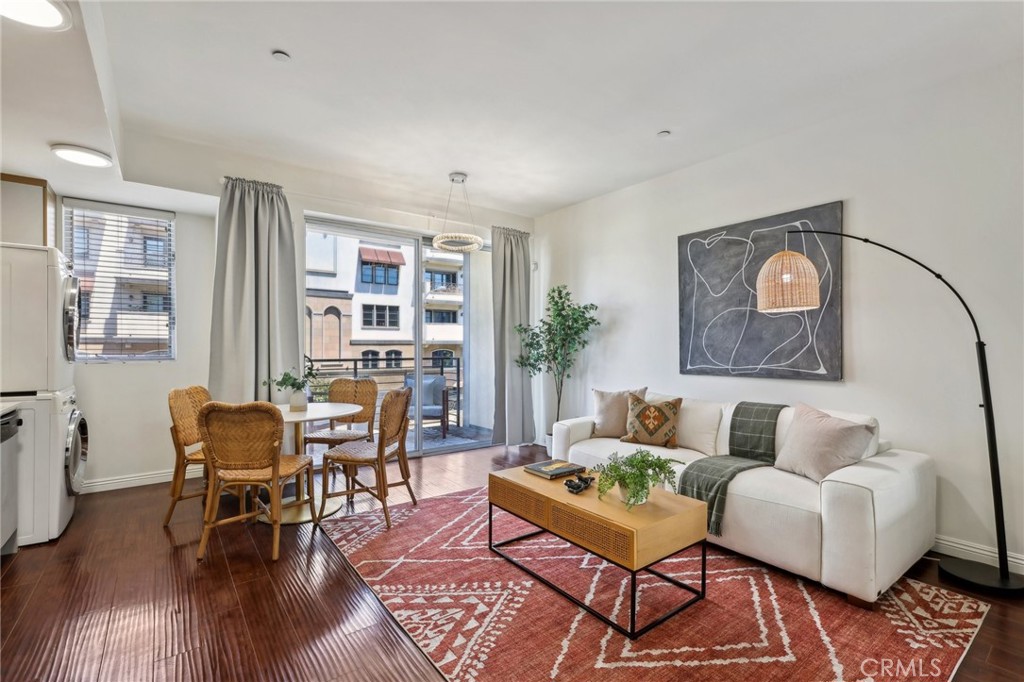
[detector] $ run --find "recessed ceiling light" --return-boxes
[0,0,72,30]
[657,130,672,138]
[50,144,113,168]
[272,50,291,62]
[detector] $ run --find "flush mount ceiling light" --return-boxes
[1,0,72,29]
[50,144,113,168]
[432,172,483,253]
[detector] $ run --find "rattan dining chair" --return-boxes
[196,401,316,562]
[319,387,416,528]
[164,385,212,526]
[304,377,378,450]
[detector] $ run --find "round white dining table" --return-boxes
[264,401,362,525]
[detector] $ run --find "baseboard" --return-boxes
[82,466,203,494]
[932,534,1024,575]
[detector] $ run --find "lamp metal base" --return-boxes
[938,556,1024,596]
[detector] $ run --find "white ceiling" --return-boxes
[3,2,1022,219]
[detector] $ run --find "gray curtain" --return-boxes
[491,226,535,445]
[209,177,300,403]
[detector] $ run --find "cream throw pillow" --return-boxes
[774,403,874,482]
[593,387,647,438]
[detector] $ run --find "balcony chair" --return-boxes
[304,377,378,450]
[403,373,449,439]
[164,385,212,526]
[196,401,315,562]
[319,387,416,528]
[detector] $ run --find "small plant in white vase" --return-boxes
[593,449,679,510]
[264,356,319,412]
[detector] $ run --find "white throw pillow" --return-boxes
[774,403,875,482]
[677,398,722,456]
[592,387,647,438]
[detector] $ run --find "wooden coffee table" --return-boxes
[488,466,708,639]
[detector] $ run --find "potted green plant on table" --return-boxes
[593,449,679,510]
[265,355,320,412]
[515,285,600,451]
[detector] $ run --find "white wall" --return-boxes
[75,212,214,490]
[533,61,1023,569]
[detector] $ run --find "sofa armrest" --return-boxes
[819,449,936,602]
[551,417,595,459]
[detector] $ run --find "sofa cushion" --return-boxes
[643,392,724,456]
[621,394,681,447]
[592,387,647,438]
[708,465,822,581]
[678,398,723,456]
[567,438,705,483]
[774,404,875,482]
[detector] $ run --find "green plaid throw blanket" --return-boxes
[678,401,787,536]
[678,456,769,536]
[728,401,787,464]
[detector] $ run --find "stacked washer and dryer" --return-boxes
[0,243,88,545]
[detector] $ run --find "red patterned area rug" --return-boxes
[322,488,988,682]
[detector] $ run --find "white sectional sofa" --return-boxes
[552,393,936,603]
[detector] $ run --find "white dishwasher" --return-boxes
[1,404,22,555]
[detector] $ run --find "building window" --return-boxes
[79,291,91,319]
[425,309,458,324]
[431,349,455,368]
[360,262,400,286]
[361,350,380,369]
[63,198,176,361]
[362,304,399,328]
[141,292,169,312]
[73,226,91,260]
[385,350,403,368]
[143,236,166,267]
[425,270,457,292]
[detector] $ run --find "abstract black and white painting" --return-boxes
[678,201,843,381]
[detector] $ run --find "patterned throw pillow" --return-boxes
[620,393,682,448]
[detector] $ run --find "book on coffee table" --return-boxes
[524,460,586,480]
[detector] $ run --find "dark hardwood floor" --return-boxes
[2,445,1021,681]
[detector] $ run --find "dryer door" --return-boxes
[64,410,88,496]
[63,276,80,361]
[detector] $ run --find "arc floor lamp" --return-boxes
[756,230,1023,595]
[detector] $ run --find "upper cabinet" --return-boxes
[1,174,57,248]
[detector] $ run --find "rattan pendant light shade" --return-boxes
[755,250,821,312]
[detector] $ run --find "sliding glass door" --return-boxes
[303,220,493,457]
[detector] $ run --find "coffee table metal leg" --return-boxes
[489,507,705,639]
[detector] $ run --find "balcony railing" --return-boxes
[307,356,462,428]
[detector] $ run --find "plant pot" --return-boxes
[544,433,553,454]
[616,482,650,507]
[289,389,309,412]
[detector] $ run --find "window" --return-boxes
[63,198,176,361]
[362,304,399,328]
[425,270,457,292]
[425,309,458,324]
[385,350,403,368]
[79,291,91,319]
[142,292,169,312]
[431,349,455,368]
[143,236,166,267]
[73,226,91,259]
[361,350,380,369]
[360,262,400,286]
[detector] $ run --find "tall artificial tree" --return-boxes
[515,285,600,424]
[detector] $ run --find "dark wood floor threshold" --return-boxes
[2,444,1021,681]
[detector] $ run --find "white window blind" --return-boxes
[62,198,176,361]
